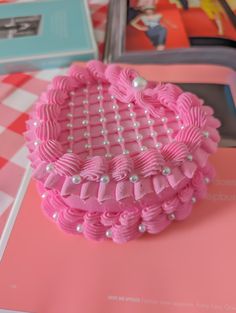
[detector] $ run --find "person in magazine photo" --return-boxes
[127,0,190,51]
[130,5,168,50]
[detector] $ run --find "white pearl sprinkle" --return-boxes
[150,131,157,137]
[83,99,88,104]
[148,119,154,126]
[130,112,136,118]
[100,175,110,184]
[114,114,121,121]
[133,121,140,128]
[162,166,171,176]
[69,101,75,106]
[52,212,58,220]
[110,95,115,100]
[103,140,110,146]
[72,175,81,184]
[168,212,176,221]
[34,140,41,146]
[187,154,193,161]
[203,131,209,138]
[70,91,76,96]
[100,117,106,123]
[106,229,113,238]
[204,177,210,184]
[127,103,133,109]
[123,149,130,155]
[67,123,73,128]
[192,196,196,203]
[83,131,90,138]
[166,128,173,134]
[180,125,185,129]
[117,136,124,143]
[98,107,104,113]
[155,142,162,149]
[82,119,89,126]
[129,174,139,183]
[85,143,91,149]
[101,129,108,135]
[105,153,112,158]
[67,148,73,153]
[67,112,73,118]
[67,135,74,141]
[136,134,143,140]
[138,224,146,233]
[97,95,103,100]
[140,146,147,151]
[41,193,47,199]
[117,125,124,132]
[83,109,89,115]
[161,117,167,123]
[76,224,83,233]
[46,163,54,172]
[132,76,147,89]
[33,121,39,127]
[112,104,118,110]
[176,115,180,120]
[144,109,148,114]
[97,85,102,91]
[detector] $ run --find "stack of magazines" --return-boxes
[104,0,236,67]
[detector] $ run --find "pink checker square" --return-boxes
[0,83,17,102]
[0,104,23,128]
[0,129,24,160]
[0,156,8,169]
[2,73,32,87]
[0,161,25,197]
[20,76,49,95]
[8,113,29,135]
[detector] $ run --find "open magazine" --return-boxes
[104,0,236,67]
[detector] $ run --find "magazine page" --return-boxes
[126,0,236,52]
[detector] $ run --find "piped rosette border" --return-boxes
[25,60,221,243]
[38,162,215,244]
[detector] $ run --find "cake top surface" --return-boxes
[25,60,221,202]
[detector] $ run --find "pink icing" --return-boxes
[134,149,164,177]
[38,140,63,162]
[54,153,83,176]
[41,89,68,105]
[51,76,78,91]
[58,208,85,234]
[162,142,188,165]
[111,154,133,181]
[35,120,61,140]
[36,102,61,120]
[80,156,108,181]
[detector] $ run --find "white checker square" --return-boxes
[2,89,38,112]
[0,191,14,216]
[34,67,68,81]
[0,125,5,134]
[94,29,105,43]
[11,146,29,169]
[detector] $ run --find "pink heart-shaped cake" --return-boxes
[25,61,221,243]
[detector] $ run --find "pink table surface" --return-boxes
[0,1,108,218]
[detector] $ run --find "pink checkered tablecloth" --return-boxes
[0,1,109,220]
